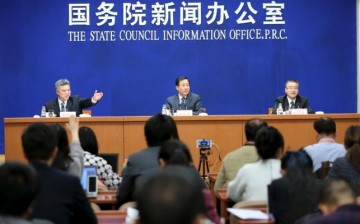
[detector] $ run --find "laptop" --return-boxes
[81,165,98,198]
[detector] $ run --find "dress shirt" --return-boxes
[304,138,346,171]
[58,99,67,110]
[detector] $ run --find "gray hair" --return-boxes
[55,79,70,90]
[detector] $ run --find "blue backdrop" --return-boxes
[0,0,357,154]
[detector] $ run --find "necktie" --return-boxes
[180,97,186,109]
[61,101,65,112]
[290,101,295,109]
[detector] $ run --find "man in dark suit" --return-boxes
[21,122,97,224]
[166,76,204,115]
[116,114,179,206]
[272,79,314,114]
[45,79,103,117]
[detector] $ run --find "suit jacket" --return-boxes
[166,92,203,115]
[328,157,360,196]
[45,95,96,117]
[268,176,319,224]
[214,145,259,192]
[116,146,160,205]
[30,162,97,224]
[272,95,314,114]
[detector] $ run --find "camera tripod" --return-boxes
[198,148,210,179]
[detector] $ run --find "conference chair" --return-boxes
[315,161,332,179]
[98,153,119,173]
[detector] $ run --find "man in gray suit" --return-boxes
[116,114,179,206]
[45,79,103,117]
[166,76,204,115]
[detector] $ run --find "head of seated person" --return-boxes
[245,119,268,143]
[344,125,360,172]
[318,177,357,215]
[0,162,39,220]
[136,173,206,224]
[79,126,99,155]
[313,117,337,140]
[145,114,179,147]
[255,126,284,160]
[281,149,314,176]
[158,139,193,168]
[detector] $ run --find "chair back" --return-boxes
[315,161,332,179]
[98,153,119,173]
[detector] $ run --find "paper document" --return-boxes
[227,208,269,220]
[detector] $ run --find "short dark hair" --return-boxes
[245,119,268,141]
[285,79,299,87]
[21,122,57,162]
[159,140,193,166]
[0,162,39,216]
[136,173,205,224]
[318,177,355,206]
[79,126,99,155]
[255,126,284,160]
[175,76,189,86]
[313,117,336,135]
[145,114,179,147]
[281,149,313,171]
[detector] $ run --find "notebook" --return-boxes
[81,165,98,198]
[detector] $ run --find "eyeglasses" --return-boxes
[286,87,298,90]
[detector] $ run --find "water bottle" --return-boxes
[161,104,167,115]
[276,103,283,115]
[41,106,46,117]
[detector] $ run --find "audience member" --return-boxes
[135,140,220,224]
[272,79,313,114]
[51,116,84,178]
[166,76,205,115]
[214,119,268,192]
[307,178,360,224]
[304,117,346,172]
[328,125,360,196]
[79,126,121,190]
[0,162,39,224]
[45,79,103,117]
[21,122,97,224]
[117,113,179,206]
[268,150,320,224]
[136,173,206,224]
[227,126,284,202]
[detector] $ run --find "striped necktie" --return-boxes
[180,97,186,109]
[290,101,295,109]
[61,101,65,112]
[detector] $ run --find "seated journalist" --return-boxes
[272,79,314,114]
[166,76,205,115]
[45,79,103,117]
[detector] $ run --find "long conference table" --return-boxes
[4,114,360,173]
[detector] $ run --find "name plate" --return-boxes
[175,110,193,116]
[60,111,76,117]
[289,108,308,115]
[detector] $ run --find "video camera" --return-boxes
[196,139,212,150]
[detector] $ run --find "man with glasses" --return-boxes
[271,79,314,114]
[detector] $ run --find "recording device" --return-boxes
[196,139,212,149]
[87,175,98,198]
